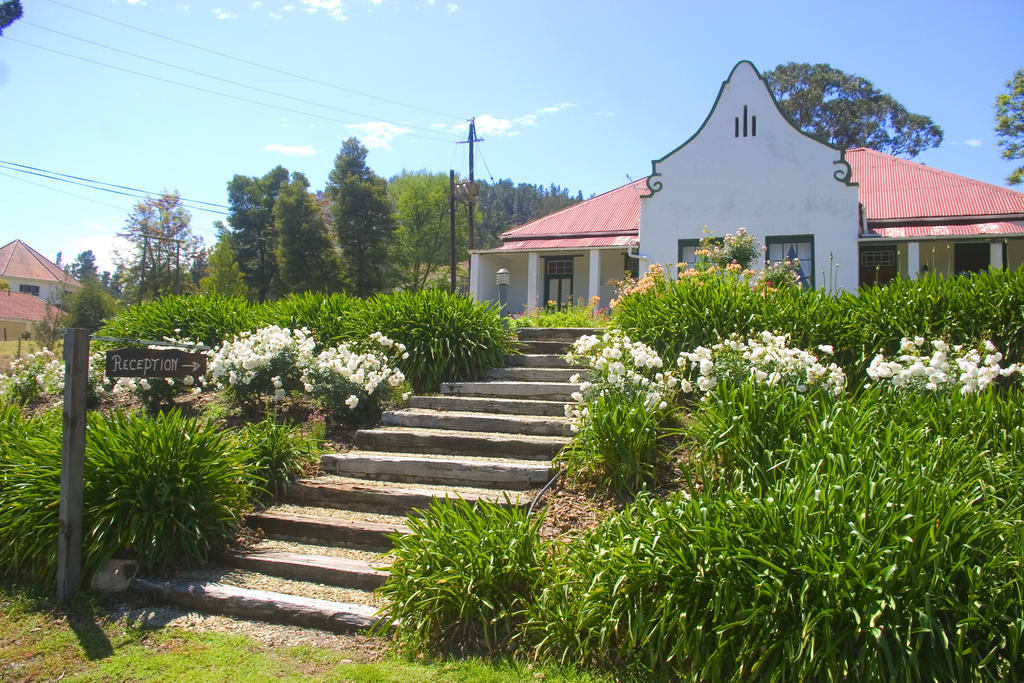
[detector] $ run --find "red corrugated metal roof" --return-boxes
[0,240,81,286]
[0,290,58,323]
[868,222,1024,239]
[847,148,1024,221]
[497,235,638,251]
[499,179,646,241]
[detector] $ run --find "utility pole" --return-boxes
[456,118,483,288]
[449,170,456,293]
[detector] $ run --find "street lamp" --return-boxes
[496,268,510,315]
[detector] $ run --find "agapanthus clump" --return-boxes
[109,337,209,413]
[210,326,315,407]
[609,263,667,308]
[866,337,1019,395]
[561,329,682,496]
[678,331,846,397]
[300,332,408,425]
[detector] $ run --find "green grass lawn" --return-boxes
[0,584,606,682]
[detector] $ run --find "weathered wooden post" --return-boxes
[57,328,89,600]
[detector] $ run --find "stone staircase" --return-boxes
[132,327,597,633]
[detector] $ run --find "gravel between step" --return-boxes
[307,474,539,500]
[254,539,394,566]
[267,504,409,526]
[168,567,387,609]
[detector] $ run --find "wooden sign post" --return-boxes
[57,328,89,600]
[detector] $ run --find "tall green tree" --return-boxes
[326,138,396,297]
[475,179,582,248]
[65,276,120,333]
[0,0,22,36]
[763,62,943,157]
[275,173,341,293]
[226,166,290,302]
[200,228,248,296]
[115,192,202,302]
[995,68,1024,186]
[390,170,466,291]
[69,250,98,282]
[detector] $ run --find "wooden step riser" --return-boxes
[353,430,564,461]
[505,354,572,368]
[440,382,578,401]
[219,552,388,591]
[246,514,400,552]
[484,367,579,382]
[320,453,553,490]
[409,395,567,417]
[285,481,526,515]
[132,578,384,634]
[381,411,569,437]
[516,340,574,355]
[515,327,601,342]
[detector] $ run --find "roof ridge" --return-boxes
[500,178,646,239]
[851,147,1024,195]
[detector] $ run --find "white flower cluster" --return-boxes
[866,337,1019,394]
[677,331,846,396]
[564,330,681,433]
[210,326,315,401]
[301,341,406,411]
[1,348,64,402]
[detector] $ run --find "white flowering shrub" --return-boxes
[677,331,846,397]
[1,349,64,404]
[300,332,408,425]
[210,326,316,406]
[866,337,1019,395]
[109,338,209,413]
[562,330,682,497]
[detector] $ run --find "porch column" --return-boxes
[527,252,540,312]
[990,241,1004,270]
[906,241,920,279]
[588,249,601,306]
[469,253,481,299]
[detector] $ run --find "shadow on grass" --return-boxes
[67,611,114,660]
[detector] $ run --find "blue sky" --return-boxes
[1,0,1022,273]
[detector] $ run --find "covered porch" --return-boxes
[470,245,638,315]
[858,229,1024,285]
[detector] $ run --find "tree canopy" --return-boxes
[390,171,465,291]
[274,173,340,293]
[995,68,1024,186]
[115,192,202,302]
[0,0,22,36]
[227,166,290,302]
[762,62,943,158]
[326,138,396,297]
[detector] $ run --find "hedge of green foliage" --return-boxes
[376,497,546,656]
[612,268,1024,378]
[0,407,316,586]
[97,292,261,348]
[99,289,511,393]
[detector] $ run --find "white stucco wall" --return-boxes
[2,276,78,304]
[637,61,861,292]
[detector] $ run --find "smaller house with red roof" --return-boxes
[0,240,80,341]
[469,61,1024,312]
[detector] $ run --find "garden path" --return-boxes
[132,327,596,633]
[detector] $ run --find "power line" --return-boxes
[8,37,457,145]
[0,159,229,210]
[476,141,497,184]
[46,0,466,122]
[21,22,460,140]
[0,170,131,213]
[0,161,230,216]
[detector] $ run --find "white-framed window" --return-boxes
[765,235,814,288]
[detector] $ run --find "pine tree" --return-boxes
[275,173,341,293]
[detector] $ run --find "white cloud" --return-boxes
[211,8,237,19]
[251,0,263,7]
[125,0,147,5]
[346,122,413,150]
[964,138,982,147]
[283,4,296,10]
[538,102,576,114]
[447,3,458,12]
[595,111,615,118]
[298,0,347,20]
[369,0,383,4]
[269,11,283,18]
[265,143,319,157]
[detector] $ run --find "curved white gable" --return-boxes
[638,61,861,291]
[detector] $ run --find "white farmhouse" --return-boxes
[469,61,1024,313]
